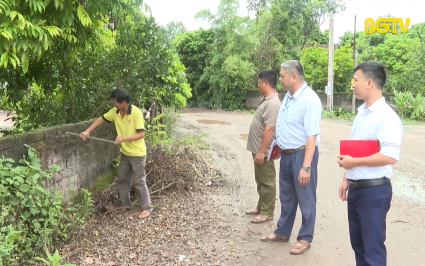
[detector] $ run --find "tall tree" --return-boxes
[162,21,187,47]
[300,44,353,92]
[175,29,214,106]
[193,0,256,109]
[0,2,191,133]
[269,0,343,59]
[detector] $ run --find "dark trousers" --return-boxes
[274,147,319,243]
[347,182,392,266]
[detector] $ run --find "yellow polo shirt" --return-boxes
[102,104,146,157]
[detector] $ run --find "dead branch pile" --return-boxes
[96,143,216,213]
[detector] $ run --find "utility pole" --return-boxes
[351,14,357,114]
[326,1,335,111]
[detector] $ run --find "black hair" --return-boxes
[257,69,278,89]
[354,61,387,90]
[111,87,131,103]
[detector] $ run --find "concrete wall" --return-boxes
[0,121,119,201]
[245,90,396,111]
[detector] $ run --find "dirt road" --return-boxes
[176,109,425,266]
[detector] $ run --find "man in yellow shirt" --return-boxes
[79,88,152,219]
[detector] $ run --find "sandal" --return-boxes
[290,239,311,255]
[251,215,273,224]
[245,208,260,215]
[260,233,289,242]
[138,210,152,219]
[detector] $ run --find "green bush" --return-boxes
[391,90,424,120]
[322,108,356,120]
[0,145,93,265]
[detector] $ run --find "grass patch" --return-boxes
[322,108,356,121]
[401,119,425,125]
[175,131,210,150]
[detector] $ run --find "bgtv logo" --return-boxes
[365,18,410,33]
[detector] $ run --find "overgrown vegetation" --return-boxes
[322,91,425,123]
[172,0,425,119]
[0,0,191,134]
[2,0,425,128]
[0,146,93,265]
[174,0,343,109]
[322,108,356,121]
[391,91,424,120]
[96,110,211,214]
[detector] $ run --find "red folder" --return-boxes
[267,140,283,161]
[340,139,380,158]
[268,145,283,161]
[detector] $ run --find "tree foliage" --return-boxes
[300,43,353,92]
[0,0,150,72]
[187,0,256,110]
[174,29,214,107]
[0,0,191,133]
[174,0,340,109]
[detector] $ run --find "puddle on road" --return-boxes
[196,119,231,125]
[239,134,248,141]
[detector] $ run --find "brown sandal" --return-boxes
[290,239,311,255]
[260,233,289,242]
[138,210,152,219]
[245,208,260,215]
[251,215,273,223]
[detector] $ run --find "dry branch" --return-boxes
[95,142,216,213]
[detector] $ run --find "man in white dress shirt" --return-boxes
[260,60,322,255]
[338,61,403,266]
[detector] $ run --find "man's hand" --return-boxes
[79,131,89,141]
[339,177,349,201]
[298,168,310,186]
[337,155,357,170]
[254,152,265,165]
[114,136,124,145]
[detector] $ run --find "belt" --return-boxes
[282,146,306,154]
[348,177,390,189]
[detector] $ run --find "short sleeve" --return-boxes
[376,114,403,161]
[303,99,322,136]
[134,108,145,132]
[102,108,116,123]
[262,99,281,126]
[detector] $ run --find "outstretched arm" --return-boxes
[79,117,105,140]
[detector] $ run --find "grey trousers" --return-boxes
[117,153,152,211]
[274,147,319,243]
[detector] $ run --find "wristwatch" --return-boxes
[302,166,311,172]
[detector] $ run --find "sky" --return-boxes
[145,0,425,43]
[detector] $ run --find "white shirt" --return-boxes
[276,82,322,149]
[346,97,403,180]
